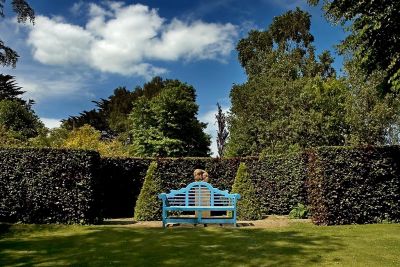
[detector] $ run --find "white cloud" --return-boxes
[28,16,93,66]
[10,69,94,102]
[200,104,230,157]
[26,2,238,78]
[150,19,236,62]
[41,118,62,129]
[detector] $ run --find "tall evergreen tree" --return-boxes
[216,102,228,158]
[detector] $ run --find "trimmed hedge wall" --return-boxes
[133,156,305,220]
[0,148,102,224]
[307,146,400,225]
[244,153,308,215]
[3,146,398,225]
[100,157,150,218]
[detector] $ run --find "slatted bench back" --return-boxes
[165,181,234,207]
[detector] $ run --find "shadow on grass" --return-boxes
[0,224,343,266]
[102,219,136,225]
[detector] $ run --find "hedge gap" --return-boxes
[100,157,151,218]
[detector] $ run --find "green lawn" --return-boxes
[0,222,399,266]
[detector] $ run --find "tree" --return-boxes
[215,102,228,158]
[226,76,349,156]
[62,77,167,139]
[0,74,23,99]
[28,126,69,148]
[61,124,128,157]
[0,124,22,146]
[0,0,35,67]
[308,0,400,91]
[236,8,335,80]
[0,74,33,107]
[344,60,400,145]
[129,79,210,157]
[227,8,346,156]
[0,99,43,140]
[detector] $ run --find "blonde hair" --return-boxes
[202,171,209,183]
[193,169,205,181]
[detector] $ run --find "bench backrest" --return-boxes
[160,181,240,207]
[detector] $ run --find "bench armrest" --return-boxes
[159,193,170,206]
[233,193,241,200]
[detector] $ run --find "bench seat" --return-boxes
[165,206,235,211]
[159,181,240,227]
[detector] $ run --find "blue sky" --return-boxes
[1,0,346,154]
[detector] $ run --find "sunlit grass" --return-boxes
[0,222,399,266]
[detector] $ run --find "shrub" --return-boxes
[288,203,309,219]
[232,162,263,220]
[307,146,400,225]
[134,161,161,221]
[100,157,151,218]
[0,148,103,224]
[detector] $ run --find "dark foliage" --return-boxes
[0,148,103,224]
[306,146,400,225]
[100,157,151,218]
[244,153,308,215]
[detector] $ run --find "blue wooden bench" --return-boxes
[158,181,241,228]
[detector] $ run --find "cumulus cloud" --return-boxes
[28,16,93,65]
[13,70,94,102]
[41,118,62,129]
[26,2,238,78]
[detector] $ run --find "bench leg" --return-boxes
[197,211,202,225]
[233,209,238,227]
[162,209,167,228]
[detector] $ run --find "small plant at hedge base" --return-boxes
[231,162,263,220]
[133,161,161,221]
[289,203,309,219]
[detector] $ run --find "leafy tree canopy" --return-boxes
[237,7,335,79]
[0,99,43,140]
[129,79,210,157]
[62,77,167,137]
[308,0,400,91]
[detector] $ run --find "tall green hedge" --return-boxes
[307,146,400,225]
[244,153,308,215]
[3,146,398,225]
[100,156,305,220]
[0,148,102,224]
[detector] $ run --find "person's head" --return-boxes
[202,171,210,183]
[193,169,204,181]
